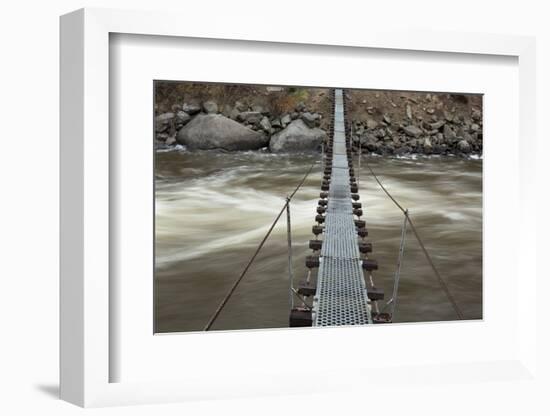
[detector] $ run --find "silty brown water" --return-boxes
[155,149,482,333]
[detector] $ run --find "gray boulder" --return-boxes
[295,101,306,112]
[301,112,317,128]
[182,103,201,115]
[281,114,292,127]
[269,119,327,153]
[202,100,218,114]
[365,139,378,152]
[230,107,241,120]
[430,120,445,130]
[177,114,268,151]
[271,118,282,128]
[234,101,248,112]
[385,143,395,154]
[252,104,269,115]
[472,109,482,121]
[155,112,174,133]
[175,111,191,128]
[259,116,271,132]
[443,124,456,141]
[156,133,169,142]
[423,137,433,154]
[366,118,378,130]
[403,125,423,138]
[238,111,263,125]
[165,136,177,146]
[394,146,411,156]
[457,140,472,153]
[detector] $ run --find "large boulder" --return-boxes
[176,114,268,150]
[269,119,327,153]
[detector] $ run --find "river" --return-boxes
[155,149,482,333]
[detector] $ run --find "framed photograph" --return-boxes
[60,8,538,408]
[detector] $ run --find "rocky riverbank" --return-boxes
[348,90,483,156]
[155,85,482,157]
[155,95,328,153]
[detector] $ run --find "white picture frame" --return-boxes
[60,7,538,408]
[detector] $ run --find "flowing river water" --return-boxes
[155,149,482,333]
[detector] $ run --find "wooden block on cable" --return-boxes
[309,239,323,250]
[362,259,378,271]
[297,280,317,297]
[367,287,384,301]
[371,312,392,324]
[289,308,312,327]
[355,219,366,228]
[305,255,320,269]
[358,242,372,253]
[312,225,324,236]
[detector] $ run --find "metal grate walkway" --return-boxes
[312,89,373,326]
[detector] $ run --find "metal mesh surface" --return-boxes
[333,141,347,154]
[321,214,360,259]
[313,88,372,327]
[326,199,352,214]
[313,258,372,326]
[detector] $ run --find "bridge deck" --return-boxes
[312,89,373,326]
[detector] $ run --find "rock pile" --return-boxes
[155,99,325,152]
[155,91,483,156]
[351,104,483,156]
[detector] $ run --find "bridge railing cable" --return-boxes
[363,158,464,320]
[203,162,316,331]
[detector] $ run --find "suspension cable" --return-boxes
[203,162,316,331]
[364,159,464,320]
